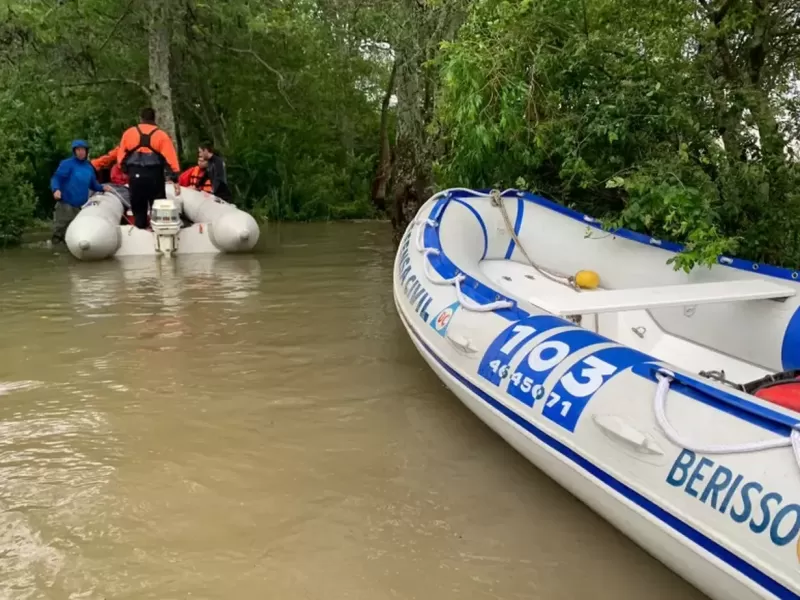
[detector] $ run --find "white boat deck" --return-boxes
[532,279,794,316]
[479,259,773,383]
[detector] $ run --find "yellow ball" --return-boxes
[575,270,600,290]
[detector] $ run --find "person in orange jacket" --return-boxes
[116,107,181,229]
[178,156,213,192]
[91,147,117,184]
[91,147,117,172]
[92,147,130,186]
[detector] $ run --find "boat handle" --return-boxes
[446,332,477,355]
[593,414,664,455]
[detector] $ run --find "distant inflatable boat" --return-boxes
[394,188,800,600]
[65,186,259,261]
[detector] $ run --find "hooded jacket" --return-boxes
[50,140,104,207]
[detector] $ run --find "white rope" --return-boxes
[413,190,514,313]
[490,189,579,291]
[655,370,800,472]
[416,218,437,253]
[420,245,512,312]
[454,277,514,312]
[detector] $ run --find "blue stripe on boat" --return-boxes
[451,198,489,261]
[504,198,525,260]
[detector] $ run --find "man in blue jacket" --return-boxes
[50,139,110,245]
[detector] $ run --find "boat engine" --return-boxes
[150,199,181,255]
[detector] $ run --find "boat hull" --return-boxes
[394,189,800,600]
[65,193,124,260]
[64,187,260,261]
[180,189,260,253]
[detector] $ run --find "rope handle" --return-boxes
[414,210,513,313]
[654,369,800,472]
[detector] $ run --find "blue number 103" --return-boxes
[478,317,566,387]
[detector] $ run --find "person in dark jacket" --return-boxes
[50,139,110,245]
[198,141,232,202]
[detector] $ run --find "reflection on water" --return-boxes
[0,223,706,600]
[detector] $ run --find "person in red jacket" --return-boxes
[178,156,213,193]
[109,163,128,185]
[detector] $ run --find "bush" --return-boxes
[0,139,36,247]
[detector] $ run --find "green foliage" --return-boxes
[0,0,393,245]
[436,0,800,270]
[3,0,800,272]
[0,135,36,246]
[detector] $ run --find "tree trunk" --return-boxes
[148,0,176,142]
[388,0,467,245]
[749,88,785,163]
[371,59,397,212]
[745,0,785,164]
[390,46,432,247]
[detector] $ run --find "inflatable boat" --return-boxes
[65,185,259,261]
[394,188,800,600]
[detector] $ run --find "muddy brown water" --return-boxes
[0,222,706,599]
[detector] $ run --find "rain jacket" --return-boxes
[50,140,104,207]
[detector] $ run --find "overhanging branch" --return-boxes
[97,0,136,52]
[61,78,150,95]
[202,35,295,110]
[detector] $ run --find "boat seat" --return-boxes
[530,279,796,316]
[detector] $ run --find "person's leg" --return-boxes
[51,202,72,244]
[67,204,81,226]
[129,171,150,229]
[148,173,166,215]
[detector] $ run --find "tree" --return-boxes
[436,0,800,269]
[387,0,466,245]
[148,0,177,142]
[0,0,391,241]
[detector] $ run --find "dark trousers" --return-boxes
[52,201,81,244]
[128,167,165,229]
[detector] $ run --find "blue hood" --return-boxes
[71,139,89,158]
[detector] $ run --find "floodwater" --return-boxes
[0,222,706,600]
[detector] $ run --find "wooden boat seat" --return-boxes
[530,279,796,316]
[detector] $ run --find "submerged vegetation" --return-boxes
[1,0,799,271]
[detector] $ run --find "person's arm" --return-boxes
[50,160,70,198]
[92,148,117,171]
[154,131,180,182]
[116,132,130,166]
[89,168,105,193]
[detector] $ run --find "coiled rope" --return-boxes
[488,190,580,292]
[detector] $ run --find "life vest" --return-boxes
[754,382,800,412]
[120,125,166,173]
[188,166,212,192]
[744,370,800,413]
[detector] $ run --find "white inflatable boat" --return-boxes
[65,185,260,261]
[394,188,800,600]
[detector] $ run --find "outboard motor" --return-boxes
[150,199,181,255]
